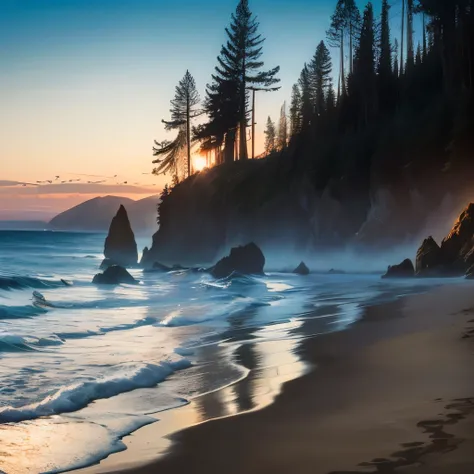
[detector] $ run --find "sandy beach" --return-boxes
[79,282,474,474]
[81,283,474,474]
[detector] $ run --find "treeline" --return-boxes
[153,0,280,182]
[153,0,474,192]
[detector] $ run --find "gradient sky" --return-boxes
[1,0,409,219]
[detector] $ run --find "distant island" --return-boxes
[49,195,159,234]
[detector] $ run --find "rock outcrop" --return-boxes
[415,237,444,276]
[210,243,265,279]
[439,203,474,273]
[382,259,415,279]
[413,203,474,277]
[92,265,138,285]
[103,205,138,267]
[293,262,310,275]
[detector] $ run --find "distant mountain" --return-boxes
[49,195,159,234]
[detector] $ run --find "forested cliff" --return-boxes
[143,0,474,268]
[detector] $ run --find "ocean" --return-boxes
[0,230,447,473]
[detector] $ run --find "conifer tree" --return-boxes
[213,0,280,161]
[309,41,333,116]
[153,71,200,178]
[289,83,302,139]
[406,0,415,70]
[416,43,422,66]
[277,102,288,150]
[378,0,395,113]
[327,0,347,96]
[264,116,276,154]
[352,2,376,126]
[393,38,399,77]
[299,64,313,131]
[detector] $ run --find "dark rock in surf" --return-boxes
[102,205,138,268]
[382,259,415,279]
[92,265,138,285]
[210,243,265,279]
[328,269,346,275]
[415,237,444,276]
[140,247,150,267]
[293,261,310,275]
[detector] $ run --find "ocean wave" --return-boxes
[159,297,271,327]
[0,359,191,423]
[0,304,48,320]
[0,275,66,291]
[0,334,64,352]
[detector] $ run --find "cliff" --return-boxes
[143,97,474,269]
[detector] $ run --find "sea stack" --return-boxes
[382,259,415,279]
[211,243,265,279]
[102,205,138,268]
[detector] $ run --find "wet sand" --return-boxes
[85,283,474,474]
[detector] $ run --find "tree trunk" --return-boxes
[400,0,405,75]
[186,96,191,177]
[349,23,353,75]
[224,129,236,164]
[341,29,346,95]
[239,94,248,160]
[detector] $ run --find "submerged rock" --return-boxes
[382,259,415,279]
[293,261,310,275]
[415,237,443,276]
[92,265,138,285]
[211,243,265,279]
[102,205,138,267]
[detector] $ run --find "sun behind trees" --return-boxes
[153,0,474,195]
[152,70,201,181]
[154,0,280,179]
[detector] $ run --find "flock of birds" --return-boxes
[21,173,157,188]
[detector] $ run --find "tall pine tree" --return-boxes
[153,71,200,179]
[277,102,288,150]
[309,41,333,116]
[264,116,276,154]
[289,83,302,139]
[213,0,280,161]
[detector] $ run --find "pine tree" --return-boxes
[327,0,347,96]
[264,116,276,154]
[352,2,376,126]
[299,64,313,131]
[378,0,395,113]
[289,83,302,139]
[309,41,333,116]
[406,0,415,70]
[153,71,200,179]
[416,43,422,66]
[277,102,288,150]
[167,71,200,177]
[213,0,280,161]
[345,0,361,76]
[393,38,399,77]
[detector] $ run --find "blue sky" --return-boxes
[0,0,414,218]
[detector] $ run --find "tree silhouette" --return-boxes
[264,116,276,154]
[309,40,333,116]
[289,83,302,139]
[277,102,288,150]
[212,0,280,161]
[153,71,200,179]
[299,64,313,131]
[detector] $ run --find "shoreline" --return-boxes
[81,282,474,474]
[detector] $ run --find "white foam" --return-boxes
[0,359,191,423]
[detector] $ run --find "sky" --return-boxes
[0,0,409,220]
